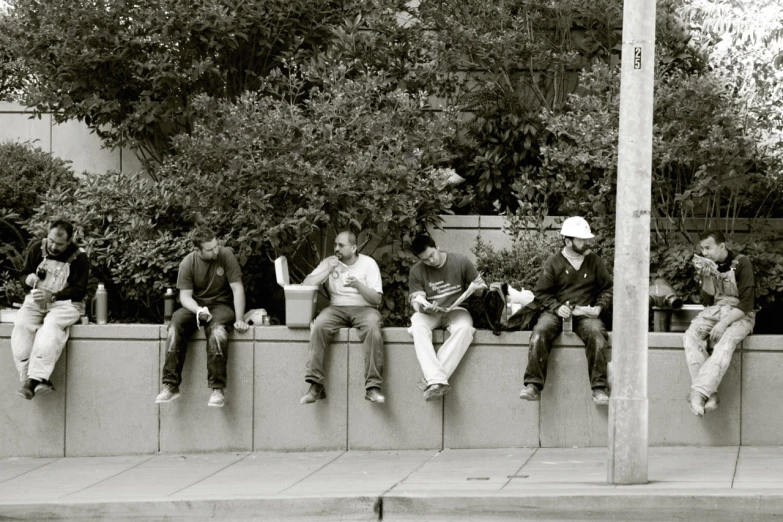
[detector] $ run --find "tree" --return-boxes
[0,0,366,170]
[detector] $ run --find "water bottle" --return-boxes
[163,288,176,324]
[562,300,573,334]
[94,283,108,325]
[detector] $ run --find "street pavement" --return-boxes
[2,446,783,521]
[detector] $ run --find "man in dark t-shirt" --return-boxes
[684,230,755,418]
[155,227,249,408]
[519,217,613,406]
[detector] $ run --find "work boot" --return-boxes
[16,379,36,400]
[365,387,386,404]
[208,388,225,408]
[519,384,541,401]
[34,380,55,397]
[704,392,720,413]
[300,382,325,404]
[155,384,181,404]
[687,389,707,418]
[592,388,610,406]
[423,383,450,402]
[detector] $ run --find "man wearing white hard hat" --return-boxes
[519,216,613,405]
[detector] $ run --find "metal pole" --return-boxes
[608,0,657,484]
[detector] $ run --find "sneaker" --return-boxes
[16,379,36,400]
[155,384,180,404]
[423,383,451,402]
[592,388,610,406]
[208,388,225,408]
[300,383,326,405]
[687,389,707,418]
[34,380,55,396]
[519,384,541,401]
[704,392,720,413]
[365,387,386,404]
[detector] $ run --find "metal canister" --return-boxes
[163,288,176,324]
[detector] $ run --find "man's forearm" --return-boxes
[233,291,246,320]
[355,282,381,307]
[303,267,331,286]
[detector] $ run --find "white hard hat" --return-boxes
[560,216,594,239]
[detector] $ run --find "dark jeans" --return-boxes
[162,304,235,389]
[306,306,384,389]
[523,311,609,390]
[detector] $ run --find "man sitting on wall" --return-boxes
[12,218,89,399]
[155,226,249,408]
[518,216,613,405]
[408,234,487,401]
[684,230,755,417]
[299,230,386,405]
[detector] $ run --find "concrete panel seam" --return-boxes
[0,458,60,487]
[500,447,538,490]
[381,450,441,496]
[277,451,347,494]
[730,446,741,488]
[59,455,156,499]
[167,453,252,497]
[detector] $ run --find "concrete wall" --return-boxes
[0,102,143,175]
[1,324,783,457]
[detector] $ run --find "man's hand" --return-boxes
[423,302,448,314]
[573,305,601,318]
[326,257,341,272]
[343,274,359,288]
[710,321,728,343]
[556,304,572,318]
[25,273,39,287]
[30,289,46,301]
[234,320,249,333]
[197,308,212,323]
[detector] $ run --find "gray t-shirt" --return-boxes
[409,252,479,309]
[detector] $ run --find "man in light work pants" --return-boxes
[408,234,486,401]
[12,218,89,399]
[684,230,755,417]
[300,230,386,405]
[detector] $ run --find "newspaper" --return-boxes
[414,275,485,313]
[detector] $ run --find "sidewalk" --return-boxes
[2,446,783,521]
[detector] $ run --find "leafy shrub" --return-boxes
[0,142,78,306]
[29,62,458,325]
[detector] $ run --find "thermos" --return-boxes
[163,287,176,324]
[94,283,108,325]
[562,300,573,334]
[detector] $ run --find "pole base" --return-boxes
[608,396,649,484]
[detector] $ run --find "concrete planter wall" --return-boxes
[1,323,781,457]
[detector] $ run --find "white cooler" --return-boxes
[275,256,318,328]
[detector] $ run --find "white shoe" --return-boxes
[208,388,225,408]
[155,384,180,403]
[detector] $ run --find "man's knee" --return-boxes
[207,325,229,353]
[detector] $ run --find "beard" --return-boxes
[571,243,590,255]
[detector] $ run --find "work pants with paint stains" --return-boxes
[523,311,609,391]
[12,294,82,382]
[162,304,235,389]
[683,304,754,398]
